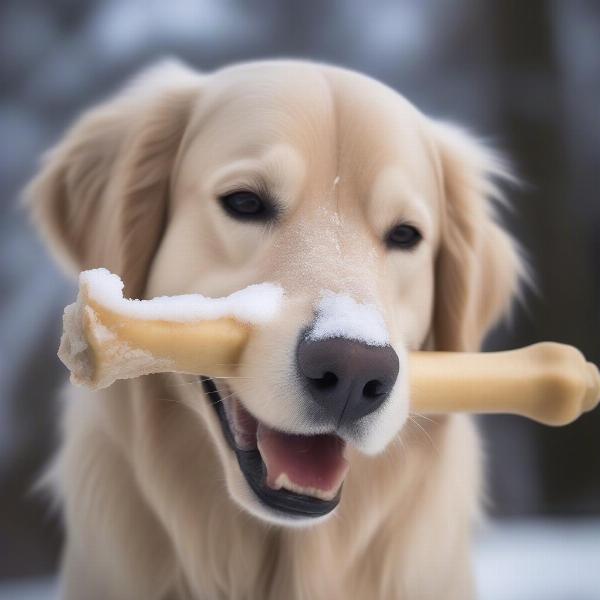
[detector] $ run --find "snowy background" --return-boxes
[1,0,599,597]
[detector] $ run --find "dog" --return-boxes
[28,59,525,599]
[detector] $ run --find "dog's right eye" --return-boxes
[218,190,277,222]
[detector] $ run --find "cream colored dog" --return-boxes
[28,59,524,599]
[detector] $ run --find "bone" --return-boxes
[58,270,600,426]
[408,345,600,426]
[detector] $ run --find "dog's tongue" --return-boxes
[257,424,349,501]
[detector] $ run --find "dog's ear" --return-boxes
[26,60,202,298]
[430,123,527,351]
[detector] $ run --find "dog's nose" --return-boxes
[297,336,399,426]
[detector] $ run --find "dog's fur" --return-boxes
[28,60,524,599]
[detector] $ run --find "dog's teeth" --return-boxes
[273,473,339,501]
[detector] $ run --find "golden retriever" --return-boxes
[28,59,524,599]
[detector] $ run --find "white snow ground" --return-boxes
[474,518,600,600]
[1,519,598,600]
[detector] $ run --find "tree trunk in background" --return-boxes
[488,0,600,514]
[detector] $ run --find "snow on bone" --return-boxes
[58,268,283,390]
[79,268,283,324]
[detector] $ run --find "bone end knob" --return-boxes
[409,342,600,426]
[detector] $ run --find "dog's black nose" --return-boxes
[297,336,399,427]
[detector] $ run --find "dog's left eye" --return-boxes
[218,190,276,222]
[385,224,422,250]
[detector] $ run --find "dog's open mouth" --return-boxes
[201,377,348,518]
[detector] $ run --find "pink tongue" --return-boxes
[257,424,349,499]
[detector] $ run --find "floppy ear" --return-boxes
[431,123,528,352]
[26,60,202,298]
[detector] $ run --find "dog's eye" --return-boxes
[219,191,276,222]
[385,224,422,250]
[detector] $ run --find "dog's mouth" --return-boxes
[200,377,348,519]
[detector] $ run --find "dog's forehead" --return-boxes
[188,62,336,156]
[182,62,440,217]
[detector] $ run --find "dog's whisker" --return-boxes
[409,412,437,425]
[166,375,259,391]
[395,431,408,457]
[382,435,408,472]
[407,416,438,453]
[214,391,238,402]
[205,390,239,407]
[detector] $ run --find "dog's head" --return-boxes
[28,60,524,525]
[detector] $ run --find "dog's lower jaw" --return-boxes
[200,377,347,525]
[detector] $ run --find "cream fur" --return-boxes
[27,59,524,599]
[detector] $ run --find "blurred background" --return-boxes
[0,1,598,598]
